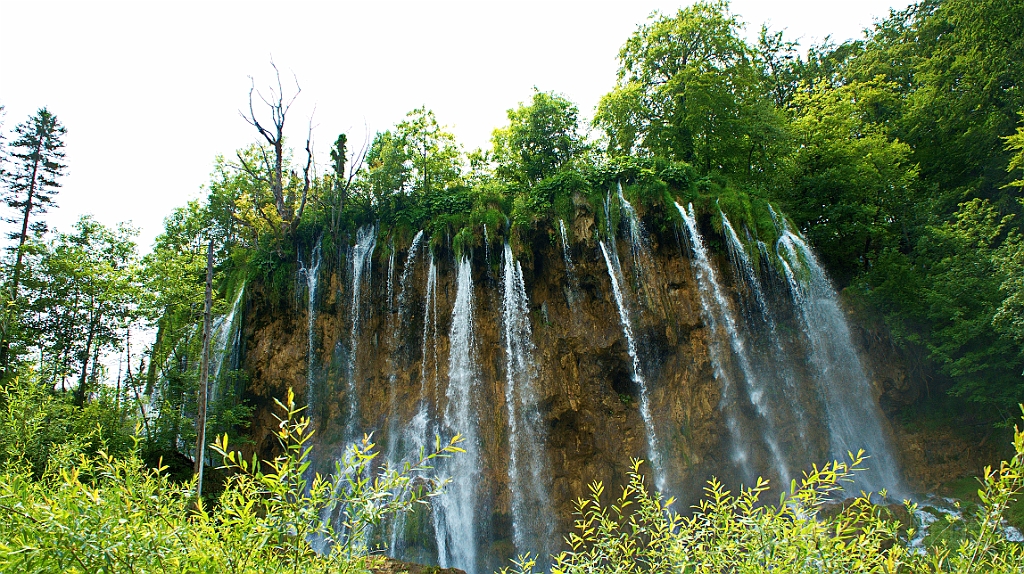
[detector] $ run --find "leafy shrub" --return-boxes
[0,376,136,478]
[0,388,462,573]
[504,411,1024,574]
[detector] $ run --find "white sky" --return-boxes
[0,0,912,252]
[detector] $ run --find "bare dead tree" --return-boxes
[237,60,314,235]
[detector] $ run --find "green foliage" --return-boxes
[26,216,145,402]
[500,415,1024,574]
[865,199,1024,416]
[0,375,136,479]
[0,388,463,573]
[492,89,587,185]
[596,1,787,181]
[780,76,918,284]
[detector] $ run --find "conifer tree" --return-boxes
[1,107,66,375]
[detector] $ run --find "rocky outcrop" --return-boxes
[234,208,981,572]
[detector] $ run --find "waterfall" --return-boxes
[558,219,580,306]
[385,230,425,464]
[776,228,907,499]
[300,240,322,410]
[483,224,491,266]
[677,202,759,482]
[344,225,376,443]
[209,285,245,407]
[500,242,554,558]
[720,213,809,444]
[616,182,655,293]
[398,231,425,326]
[387,240,397,314]
[405,252,439,465]
[434,255,481,574]
[599,240,664,491]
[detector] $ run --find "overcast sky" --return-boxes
[0,0,913,252]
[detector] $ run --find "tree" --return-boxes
[780,76,918,284]
[595,1,784,180]
[851,0,1024,206]
[237,62,314,236]
[24,216,143,404]
[321,132,368,237]
[491,89,585,185]
[1005,112,1024,190]
[1,107,66,375]
[360,108,463,208]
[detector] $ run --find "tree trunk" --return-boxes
[0,136,43,376]
[74,309,98,406]
[194,239,215,496]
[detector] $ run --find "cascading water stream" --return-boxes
[719,213,808,444]
[209,285,245,407]
[616,182,657,297]
[500,242,554,557]
[558,219,580,306]
[385,230,425,465]
[300,240,322,410]
[398,231,425,325]
[775,227,907,499]
[599,240,664,491]
[386,240,397,314]
[433,255,481,574]
[677,202,758,482]
[387,251,440,559]
[344,225,376,443]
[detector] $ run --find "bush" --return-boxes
[504,410,1024,574]
[0,388,462,573]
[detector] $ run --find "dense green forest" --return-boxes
[2,0,1024,571]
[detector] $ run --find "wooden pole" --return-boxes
[194,238,215,498]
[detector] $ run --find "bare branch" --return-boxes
[235,151,271,186]
[292,108,316,229]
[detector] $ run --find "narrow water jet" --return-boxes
[344,225,376,443]
[500,242,554,558]
[433,255,481,574]
[300,240,322,410]
[599,240,664,491]
[775,228,907,499]
[558,219,580,306]
[386,239,397,314]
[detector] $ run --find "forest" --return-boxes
[1,0,1024,572]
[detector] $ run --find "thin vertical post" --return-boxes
[195,238,215,498]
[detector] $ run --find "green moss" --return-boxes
[451,227,475,261]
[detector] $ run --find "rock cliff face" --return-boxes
[237,200,945,573]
